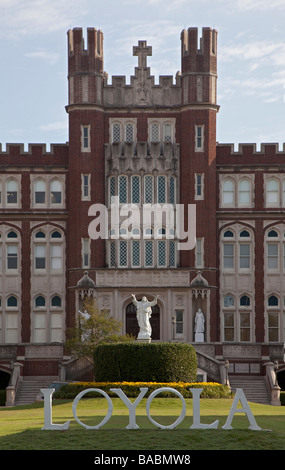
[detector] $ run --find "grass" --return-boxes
[0,397,285,451]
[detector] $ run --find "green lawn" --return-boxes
[0,397,285,451]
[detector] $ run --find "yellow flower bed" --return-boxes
[54,381,231,399]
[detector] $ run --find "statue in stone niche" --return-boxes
[194,308,205,342]
[131,294,158,340]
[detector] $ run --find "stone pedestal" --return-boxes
[195,333,204,342]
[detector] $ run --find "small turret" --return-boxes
[181,27,217,105]
[67,28,104,106]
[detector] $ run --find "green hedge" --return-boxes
[93,342,197,383]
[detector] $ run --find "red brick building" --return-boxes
[0,26,284,396]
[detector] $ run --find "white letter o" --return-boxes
[72,388,113,429]
[146,387,186,429]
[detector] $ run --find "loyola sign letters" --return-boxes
[41,386,263,431]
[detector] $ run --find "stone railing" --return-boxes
[5,362,23,406]
[264,361,281,406]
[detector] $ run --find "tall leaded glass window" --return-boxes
[109,176,115,205]
[169,241,176,268]
[125,123,134,143]
[144,176,153,203]
[170,177,176,204]
[110,241,116,267]
[163,123,172,143]
[112,123,121,143]
[158,240,166,267]
[119,241,128,267]
[132,241,140,267]
[119,176,127,204]
[131,176,140,204]
[157,176,166,204]
[145,241,153,267]
[150,123,160,143]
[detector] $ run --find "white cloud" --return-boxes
[25,49,60,65]
[235,0,285,10]
[40,121,67,132]
[0,0,88,37]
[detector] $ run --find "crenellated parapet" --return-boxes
[0,143,68,165]
[181,27,218,106]
[103,40,181,108]
[216,142,285,165]
[67,27,104,106]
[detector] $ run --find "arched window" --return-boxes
[51,295,62,308]
[268,295,279,307]
[6,179,18,204]
[222,179,234,204]
[50,180,62,204]
[240,295,250,307]
[35,296,46,308]
[267,179,279,204]
[34,180,46,204]
[224,230,234,237]
[224,295,235,307]
[7,296,17,307]
[238,179,250,204]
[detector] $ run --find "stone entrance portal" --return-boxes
[126,302,160,340]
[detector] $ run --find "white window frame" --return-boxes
[195,173,204,200]
[81,125,91,152]
[195,125,204,152]
[81,174,91,201]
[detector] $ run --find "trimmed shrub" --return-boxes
[93,342,197,383]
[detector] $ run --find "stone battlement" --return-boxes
[0,143,68,163]
[217,142,285,157]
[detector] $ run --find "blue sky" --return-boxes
[0,0,285,149]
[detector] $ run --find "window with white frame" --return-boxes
[195,125,204,151]
[6,179,18,205]
[33,228,64,273]
[81,174,91,201]
[222,228,253,271]
[175,310,184,335]
[195,238,204,268]
[82,238,90,268]
[266,178,279,205]
[239,230,251,269]
[5,295,19,343]
[267,295,279,342]
[110,120,136,144]
[238,179,251,205]
[81,125,90,152]
[148,119,175,144]
[266,229,279,270]
[34,180,46,204]
[195,174,204,200]
[50,179,62,205]
[222,294,252,342]
[222,179,235,205]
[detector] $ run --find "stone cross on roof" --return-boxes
[133,40,152,69]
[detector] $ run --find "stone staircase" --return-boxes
[15,376,58,406]
[229,375,271,405]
